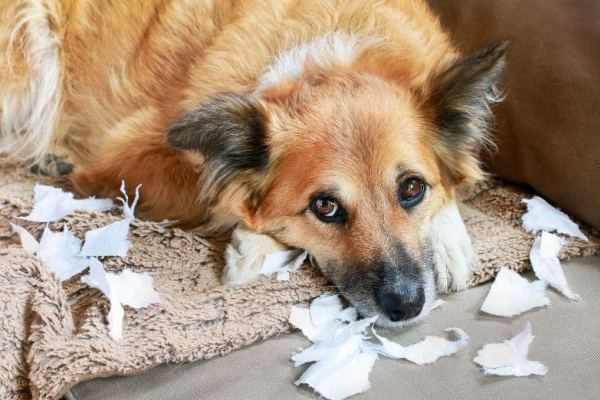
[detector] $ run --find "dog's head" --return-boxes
[168,41,507,326]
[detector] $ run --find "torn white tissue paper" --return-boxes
[289,307,322,342]
[82,258,125,340]
[11,223,89,280]
[10,222,40,254]
[473,321,548,376]
[260,249,308,281]
[110,269,163,309]
[309,293,358,326]
[530,232,581,301]
[480,267,550,317]
[368,327,469,366]
[79,219,132,258]
[116,181,141,220]
[81,258,163,340]
[293,337,378,400]
[37,224,90,280]
[20,184,113,222]
[291,302,378,400]
[79,182,141,258]
[522,196,587,241]
[288,294,361,343]
[289,294,466,400]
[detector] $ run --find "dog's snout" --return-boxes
[377,284,425,322]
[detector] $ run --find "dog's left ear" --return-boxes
[421,41,508,186]
[167,94,270,225]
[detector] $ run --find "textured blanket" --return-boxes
[1,162,598,399]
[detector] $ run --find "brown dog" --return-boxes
[0,0,506,327]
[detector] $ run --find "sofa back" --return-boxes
[428,0,600,230]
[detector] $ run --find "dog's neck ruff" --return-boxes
[256,32,378,91]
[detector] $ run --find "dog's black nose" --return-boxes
[377,285,425,322]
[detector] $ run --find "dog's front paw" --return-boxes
[30,154,73,176]
[431,202,477,294]
[223,228,287,285]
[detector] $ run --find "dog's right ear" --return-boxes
[420,41,508,187]
[167,94,270,220]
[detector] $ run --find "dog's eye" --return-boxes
[310,196,347,224]
[315,198,338,216]
[399,177,426,209]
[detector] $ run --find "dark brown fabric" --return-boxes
[427,0,600,230]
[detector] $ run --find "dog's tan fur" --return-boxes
[0,0,506,325]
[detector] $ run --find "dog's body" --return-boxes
[1,0,506,327]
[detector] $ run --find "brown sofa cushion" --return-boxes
[427,0,600,230]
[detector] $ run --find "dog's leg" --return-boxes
[223,228,288,285]
[70,108,203,226]
[431,201,477,293]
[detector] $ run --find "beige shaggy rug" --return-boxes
[0,162,598,400]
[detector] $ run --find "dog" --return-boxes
[0,0,506,327]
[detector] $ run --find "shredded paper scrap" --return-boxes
[482,194,584,318]
[79,183,141,257]
[82,259,163,340]
[11,182,163,340]
[290,294,467,400]
[480,267,550,317]
[522,196,587,241]
[11,223,89,281]
[530,232,581,301]
[19,184,113,222]
[260,249,308,281]
[473,322,548,376]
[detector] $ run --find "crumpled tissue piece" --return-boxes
[37,224,90,280]
[81,258,163,340]
[10,222,40,254]
[109,269,164,308]
[290,295,378,400]
[12,182,165,340]
[11,223,89,280]
[530,231,580,301]
[260,249,308,281]
[522,196,587,241]
[309,293,358,326]
[473,321,548,376]
[79,219,132,258]
[19,184,113,222]
[289,294,359,343]
[82,258,125,340]
[294,337,378,400]
[290,294,466,400]
[367,327,469,366]
[480,267,550,317]
[79,182,141,257]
